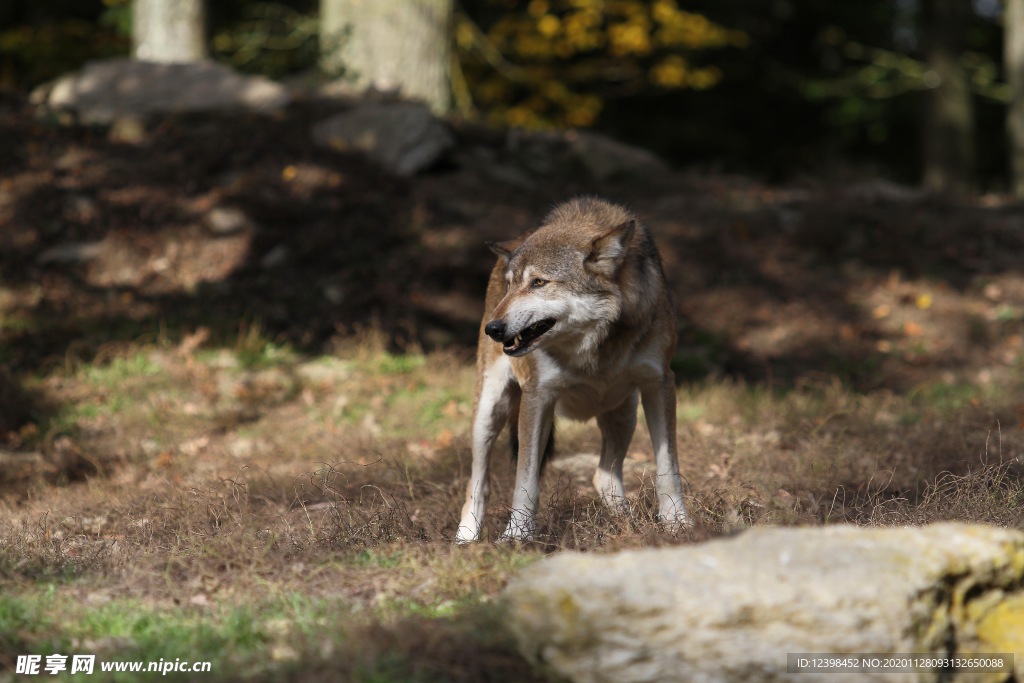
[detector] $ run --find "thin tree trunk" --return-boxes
[921,0,975,193]
[132,0,208,63]
[1007,0,1024,198]
[320,0,453,115]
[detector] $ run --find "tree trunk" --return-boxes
[921,0,975,193]
[1007,0,1024,198]
[132,0,208,63]
[320,0,453,115]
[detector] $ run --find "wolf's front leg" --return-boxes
[456,365,519,544]
[641,373,691,527]
[502,393,554,541]
[594,390,638,514]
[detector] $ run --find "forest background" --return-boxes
[0,0,1017,191]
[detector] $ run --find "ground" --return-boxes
[1,92,1024,681]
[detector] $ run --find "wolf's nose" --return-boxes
[484,320,506,341]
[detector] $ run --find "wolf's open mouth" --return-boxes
[503,319,556,356]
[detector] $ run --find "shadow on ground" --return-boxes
[2,93,1024,501]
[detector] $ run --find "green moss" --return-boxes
[376,353,425,376]
[83,355,161,387]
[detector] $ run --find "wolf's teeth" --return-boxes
[515,334,522,343]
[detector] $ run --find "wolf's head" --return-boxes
[483,198,659,360]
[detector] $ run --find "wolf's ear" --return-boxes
[486,239,522,260]
[586,220,635,276]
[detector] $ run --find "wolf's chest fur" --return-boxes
[512,347,664,422]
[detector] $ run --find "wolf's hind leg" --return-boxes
[594,390,638,515]
[456,362,519,543]
[641,374,691,528]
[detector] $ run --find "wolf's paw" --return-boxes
[454,530,478,545]
[497,531,534,545]
[658,498,693,531]
[600,494,636,523]
[499,516,535,543]
[659,510,694,531]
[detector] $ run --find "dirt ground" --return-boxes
[2,92,1024,680]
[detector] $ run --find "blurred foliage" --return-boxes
[0,0,128,89]
[795,40,1009,104]
[455,0,749,128]
[211,2,318,78]
[98,0,133,38]
[0,0,1011,185]
[580,0,1006,184]
[0,0,318,90]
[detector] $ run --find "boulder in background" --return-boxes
[311,102,455,176]
[41,59,290,125]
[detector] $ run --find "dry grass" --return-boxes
[1,326,1023,680]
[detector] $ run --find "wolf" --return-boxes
[455,197,690,543]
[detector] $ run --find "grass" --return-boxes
[2,326,1024,680]
[0,588,535,682]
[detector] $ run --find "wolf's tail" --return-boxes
[509,420,555,475]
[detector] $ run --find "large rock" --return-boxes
[506,128,669,182]
[504,523,1024,683]
[566,130,669,182]
[310,102,454,176]
[42,59,289,125]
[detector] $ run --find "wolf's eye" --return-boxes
[531,278,547,288]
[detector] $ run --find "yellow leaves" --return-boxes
[650,54,688,87]
[493,88,602,130]
[651,0,678,23]
[688,65,722,90]
[607,1,648,18]
[542,80,572,101]
[456,21,475,50]
[462,0,746,130]
[564,94,602,126]
[506,103,546,128]
[649,56,722,89]
[608,17,653,56]
[652,0,749,49]
[561,10,605,54]
[538,14,562,38]
[487,0,741,62]
[528,0,550,17]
